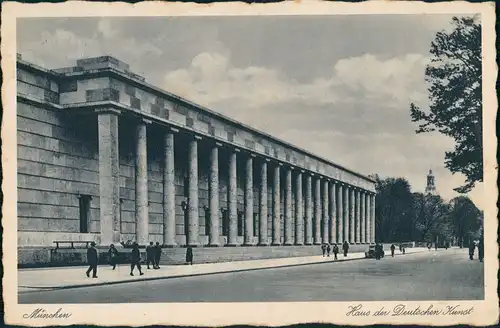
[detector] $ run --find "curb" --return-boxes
[19,250,426,293]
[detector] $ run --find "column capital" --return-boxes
[94,108,122,115]
[140,118,153,125]
[215,141,223,147]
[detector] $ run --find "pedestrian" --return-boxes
[399,244,403,252]
[375,243,381,260]
[435,242,438,251]
[332,243,339,260]
[86,242,99,278]
[146,241,155,269]
[108,244,119,270]
[478,240,484,263]
[402,246,406,255]
[186,246,193,265]
[130,242,144,276]
[390,244,395,257]
[326,244,331,257]
[154,241,162,269]
[427,243,431,251]
[342,241,349,257]
[468,242,475,260]
[321,244,326,257]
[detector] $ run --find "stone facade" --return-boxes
[17,55,377,248]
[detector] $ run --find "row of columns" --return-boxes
[97,110,376,247]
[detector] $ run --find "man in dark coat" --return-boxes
[342,241,349,257]
[390,244,396,257]
[375,243,381,260]
[108,244,119,270]
[86,242,99,278]
[186,246,193,265]
[130,242,144,276]
[468,242,475,260]
[478,240,484,262]
[326,244,331,257]
[321,244,326,257]
[332,243,339,260]
[146,242,155,269]
[154,242,162,269]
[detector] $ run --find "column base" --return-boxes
[294,242,304,246]
[186,244,200,248]
[283,242,294,246]
[207,243,221,247]
[243,243,256,246]
[304,242,313,246]
[271,243,282,246]
[162,244,177,248]
[225,243,239,247]
[257,243,269,246]
[313,242,321,245]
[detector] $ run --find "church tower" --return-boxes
[425,169,437,195]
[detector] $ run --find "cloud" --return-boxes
[164,52,431,112]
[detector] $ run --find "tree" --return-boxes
[413,193,451,243]
[449,196,482,247]
[374,177,415,242]
[410,16,482,193]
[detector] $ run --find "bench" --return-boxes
[53,241,93,250]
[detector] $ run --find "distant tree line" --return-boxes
[369,174,483,247]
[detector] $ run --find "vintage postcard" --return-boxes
[2,1,498,326]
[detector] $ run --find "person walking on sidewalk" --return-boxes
[390,244,395,257]
[86,242,99,278]
[326,244,331,257]
[332,243,339,260]
[108,244,119,270]
[146,242,155,269]
[342,241,349,257]
[154,242,162,269]
[321,244,326,257]
[130,242,144,276]
[469,242,475,260]
[186,246,194,265]
[478,240,484,262]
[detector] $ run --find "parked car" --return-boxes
[365,244,384,258]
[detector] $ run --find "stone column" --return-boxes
[272,164,281,245]
[349,187,355,244]
[284,167,293,245]
[97,109,121,246]
[329,182,336,244]
[322,179,329,244]
[314,177,321,245]
[227,150,238,246]
[371,194,376,243]
[208,143,221,246]
[366,192,371,244]
[294,170,303,245]
[304,174,313,245]
[244,155,254,245]
[135,119,150,245]
[258,160,268,245]
[337,184,343,243]
[359,191,366,244]
[355,189,361,243]
[343,185,349,243]
[163,128,177,246]
[187,136,200,246]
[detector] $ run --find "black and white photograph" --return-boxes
[2,1,497,326]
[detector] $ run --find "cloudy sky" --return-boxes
[17,15,483,209]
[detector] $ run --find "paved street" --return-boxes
[19,248,483,303]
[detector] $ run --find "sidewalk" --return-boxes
[18,248,426,293]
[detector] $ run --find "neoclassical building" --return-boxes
[17,55,376,249]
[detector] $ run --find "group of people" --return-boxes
[85,241,195,279]
[468,240,484,262]
[320,241,351,260]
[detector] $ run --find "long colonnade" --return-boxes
[98,109,376,247]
